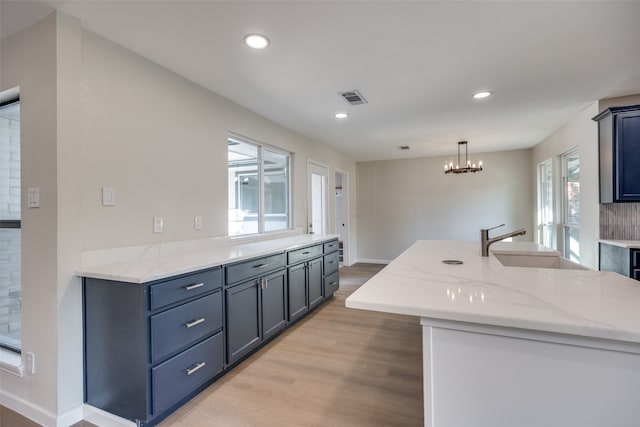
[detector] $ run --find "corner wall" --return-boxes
[356,149,533,262]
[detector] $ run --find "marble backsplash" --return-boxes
[600,203,640,240]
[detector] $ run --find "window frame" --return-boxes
[536,159,553,249]
[0,96,21,353]
[227,134,292,237]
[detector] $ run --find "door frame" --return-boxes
[306,160,329,235]
[334,168,350,266]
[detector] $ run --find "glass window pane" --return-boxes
[228,140,259,236]
[0,228,21,350]
[0,98,21,351]
[565,152,580,226]
[263,149,289,232]
[564,226,580,262]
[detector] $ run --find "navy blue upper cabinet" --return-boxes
[593,104,640,203]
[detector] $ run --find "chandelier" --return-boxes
[444,141,483,174]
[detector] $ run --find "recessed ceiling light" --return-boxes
[335,112,349,119]
[473,91,492,99]
[244,34,270,49]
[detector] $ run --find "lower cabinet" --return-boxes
[600,243,640,281]
[83,267,224,426]
[287,256,323,322]
[225,268,288,365]
[83,238,339,426]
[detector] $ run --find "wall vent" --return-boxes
[339,90,368,105]
[399,145,411,150]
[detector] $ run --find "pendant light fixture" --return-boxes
[444,141,483,174]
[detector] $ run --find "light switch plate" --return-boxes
[153,216,163,233]
[194,215,202,230]
[27,187,40,208]
[102,187,116,206]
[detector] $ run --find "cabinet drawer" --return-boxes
[287,244,322,265]
[226,253,285,285]
[323,239,339,254]
[151,291,222,363]
[633,250,639,269]
[150,268,222,310]
[152,331,223,415]
[324,270,339,297]
[324,251,340,275]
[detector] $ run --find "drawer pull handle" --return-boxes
[302,251,311,255]
[328,260,335,264]
[185,282,205,291]
[185,318,205,328]
[329,282,337,286]
[185,362,206,376]
[253,263,269,269]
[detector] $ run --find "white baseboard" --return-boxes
[0,390,133,427]
[352,258,391,265]
[0,388,57,426]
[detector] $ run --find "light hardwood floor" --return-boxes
[4,264,424,427]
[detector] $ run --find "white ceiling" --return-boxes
[2,1,640,161]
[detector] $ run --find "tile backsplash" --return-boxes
[600,203,640,240]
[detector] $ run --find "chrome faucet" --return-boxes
[480,224,526,256]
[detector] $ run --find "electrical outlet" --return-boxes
[194,215,202,230]
[26,352,35,375]
[153,216,163,233]
[27,187,40,208]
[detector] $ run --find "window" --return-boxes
[537,159,553,248]
[562,149,580,262]
[0,97,21,352]
[228,136,290,236]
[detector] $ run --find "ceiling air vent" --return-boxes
[339,90,368,106]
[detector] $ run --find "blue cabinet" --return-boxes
[593,104,640,203]
[83,238,339,426]
[83,267,224,425]
[225,265,288,366]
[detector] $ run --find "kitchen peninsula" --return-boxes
[77,234,340,426]
[346,240,640,427]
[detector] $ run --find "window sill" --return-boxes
[0,348,24,377]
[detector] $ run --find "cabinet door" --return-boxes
[226,280,261,365]
[308,257,324,309]
[288,263,308,322]
[261,269,288,340]
[616,111,640,201]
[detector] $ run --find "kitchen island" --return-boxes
[346,240,640,427]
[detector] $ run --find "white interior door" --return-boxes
[307,161,328,235]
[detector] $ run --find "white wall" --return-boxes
[1,11,357,424]
[531,103,599,269]
[356,149,533,262]
[0,12,61,422]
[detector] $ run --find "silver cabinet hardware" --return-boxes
[302,251,311,255]
[185,362,206,376]
[184,282,205,291]
[185,318,205,328]
[329,281,337,286]
[253,263,269,269]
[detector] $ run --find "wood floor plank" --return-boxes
[159,263,423,427]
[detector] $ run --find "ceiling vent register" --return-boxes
[339,90,368,106]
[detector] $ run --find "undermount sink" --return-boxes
[493,253,588,270]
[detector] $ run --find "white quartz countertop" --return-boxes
[599,239,640,249]
[346,240,640,344]
[76,234,338,283]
